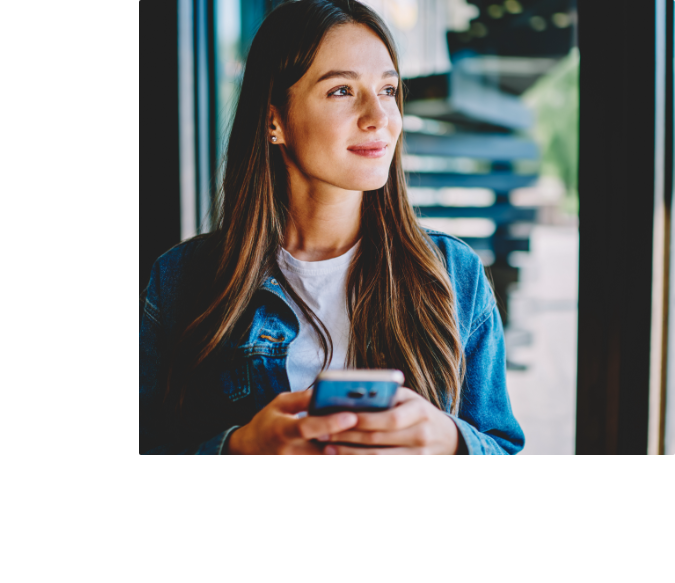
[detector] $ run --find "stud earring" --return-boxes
[271,136,277,142]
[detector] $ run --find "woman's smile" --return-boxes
[347,140,388,158]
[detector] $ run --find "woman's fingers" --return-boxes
[274,389,313,414]
[325,422,430,448]
[275,388,426,445]
[324,444,424,455]
[291,411,359,441]
[392,386,419,405]
[353,397,426,432]
[268,390,359,449]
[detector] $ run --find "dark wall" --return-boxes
[575,0,665,453]
[140,1,182,292]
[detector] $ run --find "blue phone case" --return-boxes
[308,378,400,415]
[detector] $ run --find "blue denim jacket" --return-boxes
[140,230,525,455]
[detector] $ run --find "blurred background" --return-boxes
[140,0,675,454]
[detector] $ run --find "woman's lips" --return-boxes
[347,141,387,158]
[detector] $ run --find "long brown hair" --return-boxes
[168,0,464,414]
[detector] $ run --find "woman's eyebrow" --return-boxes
[315,69,399,83]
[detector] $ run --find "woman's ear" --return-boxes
[268,105,286,145]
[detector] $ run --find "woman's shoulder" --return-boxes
[424,228,482,268]
[154,233,217,272]
[142,233,221,332]
[423,228,496,332]
[145,233,220,305]
[157,233,214,267]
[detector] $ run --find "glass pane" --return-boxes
[216,0,244,165]
[363,0,579,454]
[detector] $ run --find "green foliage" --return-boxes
[524,48,579,210]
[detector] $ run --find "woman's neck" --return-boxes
[283,180,362,262]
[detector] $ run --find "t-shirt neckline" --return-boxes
[278,241,359,276]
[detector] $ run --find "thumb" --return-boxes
[274,388,312,414]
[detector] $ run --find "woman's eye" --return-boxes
[327,85,398,98]
[328,85,351,97]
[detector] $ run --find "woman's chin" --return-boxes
[338,172,391,192]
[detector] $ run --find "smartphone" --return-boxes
[308,369,404,416]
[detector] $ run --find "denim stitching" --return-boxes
[229,388,249,401]
[229,362,251,402]
[143,304,161,328]
[144,297,159,313]
[245,350,288,358]
[467,300,496,342]
[237,344,289,357]
[240,359,252,400]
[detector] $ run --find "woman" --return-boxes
[140,0,524,455]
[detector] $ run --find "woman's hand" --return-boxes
[322,387,462,455]
[227,389,358,455]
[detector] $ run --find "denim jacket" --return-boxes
[140,230,525,455]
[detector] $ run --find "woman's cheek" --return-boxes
[386,109,403,139]
[298,109,344,149]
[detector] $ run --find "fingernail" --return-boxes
[317,435,330,442]
[325,446,337,455]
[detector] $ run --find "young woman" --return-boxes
[139,0,524,455]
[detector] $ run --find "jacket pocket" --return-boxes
[219,358,251,402]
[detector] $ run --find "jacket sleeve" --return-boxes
[448,300,525,455]
[139,260,240,455]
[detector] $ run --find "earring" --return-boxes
[271,136,277,142]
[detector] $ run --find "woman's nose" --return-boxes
[358,93,389,131]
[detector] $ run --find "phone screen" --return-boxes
[309,377,401,415]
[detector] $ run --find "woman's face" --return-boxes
[274,23,402,193]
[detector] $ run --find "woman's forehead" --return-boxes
[308,23,396,81]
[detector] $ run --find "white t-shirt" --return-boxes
[277,244,357,392]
